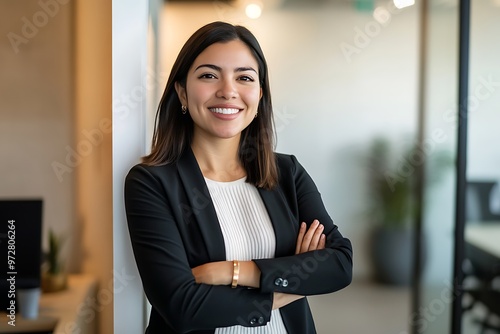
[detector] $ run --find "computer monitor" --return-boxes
[0,199,43,310]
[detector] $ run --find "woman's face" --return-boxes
[176,40,262,143]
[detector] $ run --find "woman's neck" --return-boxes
[191,137,246,182]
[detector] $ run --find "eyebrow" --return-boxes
[194,64,258,74]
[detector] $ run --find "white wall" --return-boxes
[112,0,152,332]
[468,1,500,180]
[160,1,420,280]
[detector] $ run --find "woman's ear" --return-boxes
[175,82,187,106]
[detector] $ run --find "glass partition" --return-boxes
[419,1,500,333]
[462,0,500,332]
[418,0,458,333]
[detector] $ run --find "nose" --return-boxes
[216,78,237,99]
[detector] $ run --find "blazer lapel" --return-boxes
[176,148,297,261]
[177,148,226,262]
[258,188,298,258]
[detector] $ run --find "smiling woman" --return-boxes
[175,40,262,146]
[124,21,352,334]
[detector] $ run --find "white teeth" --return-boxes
[209,108,240,115]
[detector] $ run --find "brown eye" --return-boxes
[239,75,255,82]
[199,73,217,79]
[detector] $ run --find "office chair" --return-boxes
[466,181,500,222]
[463,180,500,333]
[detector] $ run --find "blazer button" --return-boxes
[274,278,283,286]
[250,318,257,325]
[258,316,264,324]
[282,279,289,287]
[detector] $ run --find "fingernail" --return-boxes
[319,224,324,230]
[301,222,306,228]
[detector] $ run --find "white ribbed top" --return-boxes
[205,177,288,334]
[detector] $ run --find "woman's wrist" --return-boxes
[237,261,261,288]
[272,292,304,310]
[231,260,240,288]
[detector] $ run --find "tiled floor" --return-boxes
[308,279,411,334]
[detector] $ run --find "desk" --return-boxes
[0,274,97,334]
[465,223,500,278]
[466,223,500,258]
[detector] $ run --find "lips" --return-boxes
[209,107,241,115]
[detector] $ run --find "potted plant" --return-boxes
[366,137,451,285]
[41,229,67,292]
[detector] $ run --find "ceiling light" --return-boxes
[245,3,262,19]
[393,0,415,9]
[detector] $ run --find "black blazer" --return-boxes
[124,148,352,334]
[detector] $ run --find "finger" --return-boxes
[300,220,320,253]
[192,267,201,284]
[318,234,326,250]
[308,223,324,251]
[295,222,306,254]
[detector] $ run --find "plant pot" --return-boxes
[370,226,424,286]
[41,272,68,293]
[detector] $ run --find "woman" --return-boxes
[124,21,352,334]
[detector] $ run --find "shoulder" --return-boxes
[274,153,310,188]
[127,162,176,177]
[275,152,302,174]
[125,162,179,188]
[274,152,318,192]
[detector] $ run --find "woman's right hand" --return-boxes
[295,219,326,254]
[273,220,326,310]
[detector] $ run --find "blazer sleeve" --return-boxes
[253,155,353,296]
[124,165,274,333]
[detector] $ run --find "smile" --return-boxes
[209,108,241,115]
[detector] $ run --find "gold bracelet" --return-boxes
[231,260,240,288]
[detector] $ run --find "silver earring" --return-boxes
[254,111,258,119]
[181,105,187,114]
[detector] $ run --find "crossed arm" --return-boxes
[191,219,326,309]
[125,158,352,331]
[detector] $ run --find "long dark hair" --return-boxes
[143,21,278,189]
